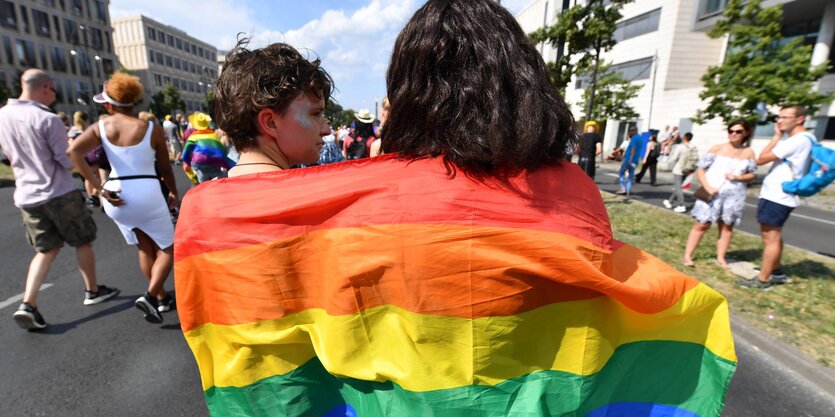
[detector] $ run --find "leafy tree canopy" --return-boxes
[695,0,832,125]
[148,83,185,119]
[578,61,641,122]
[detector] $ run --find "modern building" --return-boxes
[516,0,835,156]
[0,0,120,115]
[112,15,218,114]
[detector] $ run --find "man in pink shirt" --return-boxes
[0,69,119,330]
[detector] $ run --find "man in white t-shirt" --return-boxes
[741,105,815,289]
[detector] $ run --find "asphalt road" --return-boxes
[594,162,835,259]
[0,165,833,416]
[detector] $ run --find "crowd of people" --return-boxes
[0,0,822,415]
[577,107,816,289]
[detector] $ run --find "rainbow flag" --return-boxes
[181,130,235,184]
[174,155,736,417]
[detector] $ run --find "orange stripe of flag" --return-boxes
[175,224,698,332]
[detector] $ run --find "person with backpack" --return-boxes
[615,126,642,195]
[742,105,816,289]
[663,132,696,213]
[635,134,660,185]
[683,122,757,269]
[343,109,376,160]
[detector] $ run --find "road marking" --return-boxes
[744,203,835,226]
[0,283,53,310]
[605,173,619,177]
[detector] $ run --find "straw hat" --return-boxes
[189,112,212,130]
[354,109,374,124]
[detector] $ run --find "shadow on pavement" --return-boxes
[40,296,136,335]
[727,249,835,281]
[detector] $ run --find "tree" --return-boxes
[116,67,133,75]
[529,0,633,121]
[694,0,832,125]
[578,61,641,122]
[148,83,185,118]
[325,100,345,125]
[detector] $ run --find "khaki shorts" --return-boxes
[21,190,97,253]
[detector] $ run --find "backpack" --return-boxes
[650,142,661,159]
[680,145,700,175]
[782,133,835,197]
[346,136,367,160]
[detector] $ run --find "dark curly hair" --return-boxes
[215,38,333,151]
[383,0,576,176]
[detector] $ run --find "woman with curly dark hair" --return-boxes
[174,1,734,416]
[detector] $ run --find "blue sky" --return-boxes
[111,0,531,112]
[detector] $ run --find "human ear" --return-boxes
[256,109,280,138]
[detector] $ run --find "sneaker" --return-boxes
[615,189,627,195]
[662,199,672,209]
[753,267,792,284]
[135,293,163,323]
[86,196,100,207]
[157,293,175,313]
[737,278,772,290]
[13,303,47,330]
[673,206,687,213]
[84,285,121,306]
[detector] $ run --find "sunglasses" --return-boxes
[727,129,745,135]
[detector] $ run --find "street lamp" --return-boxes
[71,24,101,118]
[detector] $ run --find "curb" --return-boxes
[731,315,835,399]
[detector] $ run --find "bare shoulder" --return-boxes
[742,147,756,159]
[708,143,725,154]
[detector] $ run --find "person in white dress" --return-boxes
[683,120,756,268]
[68,74,180,324]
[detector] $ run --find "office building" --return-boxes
[112,14,217,114]
[516,0,835,155]
[0,0,120,115]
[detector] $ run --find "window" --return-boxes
[610,57,654,81]
[165,54,172,67]
[148,50,154,64]
[167,34,173,46]
[191,44,196,54]
[174,57,181,70]
[104,31,111,53]
[53,80,63,103]
[19,5,29,33]
[700,0,729,19]
[198,46,203,58]
[147,27,156,41]
[39,44,48,70]
[94,0,107,24]
[102,57,113,75]
[155,51,162,63]
[32,9,50,38]
[0,1,15,30]
[154,73,162,87]
[176,38,182,50]
[63,18,79,44]
[53,15,61,40]
[90,27,103,50]
[190,62,195,73]
[64,79,73,102]
[173,78,180,89]
[2,35,13,64]
[71,0,82,16]
[163,75,170,85]
[77,50,91,75]
[15,39,36,67]
[157,30,165,43]
[614,8,661,42]
[50,46,67,71]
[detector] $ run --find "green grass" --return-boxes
[603,193,835,367]
[0,163,12,180]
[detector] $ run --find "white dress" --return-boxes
[100,120,174,249]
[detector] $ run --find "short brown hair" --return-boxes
[215,38,333,152]
[782,105,807,118]
[106,73,143,105]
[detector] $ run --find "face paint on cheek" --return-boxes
[294,105,314,130]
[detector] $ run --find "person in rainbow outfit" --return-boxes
[181,112,236,184]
